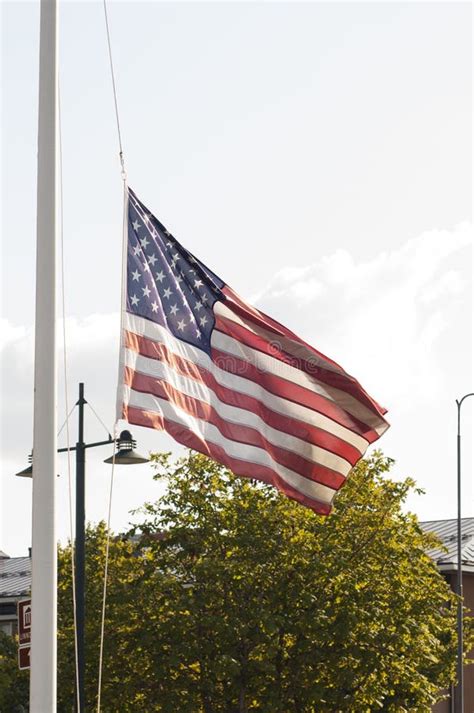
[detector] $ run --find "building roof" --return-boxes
[420,518,474,573]
[0,554,31,598]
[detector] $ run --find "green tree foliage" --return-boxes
[119,451,472,712]
[2,452,472,712]
[57,521,147,711]
[0,631,28,712]
[61,452,472,712]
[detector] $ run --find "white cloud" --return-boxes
[0,314,121,462]
[253,223,472,407]
[58,313,120,351]
[0,318,29,352]
[419,269,465,304]
[0,312,128,555]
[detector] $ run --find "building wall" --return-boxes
[462,574,474,711]
[432,571,474,713]
[433,693,451,713]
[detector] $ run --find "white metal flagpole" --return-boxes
[30,0,58,710]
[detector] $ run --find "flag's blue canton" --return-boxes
[126,189,224,356]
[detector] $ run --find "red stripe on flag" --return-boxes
[124,330,364,464]
[215,309,387,421]
[223,286,349,375]
[124,366,347,490]
[222,287,388,418]
[210,342,381,442]
[124,403,333,515]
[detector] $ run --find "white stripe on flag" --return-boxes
[214,300,347,376]
[211,328,386,434]
[122,313,370,452]
[125,385,338,505]
[123,347,353,475]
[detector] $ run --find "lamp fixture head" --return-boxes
[15,453,60,479]
[15,453,33,478]
[103,430,149,465]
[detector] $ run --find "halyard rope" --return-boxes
[96,442,117,713]
[97,3,129,707]
[102,0,126,179]
[96,178,128,711]
[58,82,81,713]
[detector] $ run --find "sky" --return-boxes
[1,1,472,556]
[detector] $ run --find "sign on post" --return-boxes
[18,645,31,671]
[17,598,31,670]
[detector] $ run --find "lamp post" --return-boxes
[17,382,149,713]
[455,392,474,713]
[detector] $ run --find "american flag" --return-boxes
[117,188,389,514]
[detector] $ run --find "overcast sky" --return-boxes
[1,1,472,556]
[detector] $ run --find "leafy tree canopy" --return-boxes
[60,451,472,712]
[0,631,28,712]
[2,452,472,712]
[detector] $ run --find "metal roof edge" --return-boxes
[437,564,474,574]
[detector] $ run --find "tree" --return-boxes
[0,631,28,713]
[124,451,472,712]
[57,522,148,712]
[3,451,472,711]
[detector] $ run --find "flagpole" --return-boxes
[30,0,58,710]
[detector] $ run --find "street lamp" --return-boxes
[16,382,149,713]
[455,392,473,713]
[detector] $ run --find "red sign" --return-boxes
[18,645,30,671]
[18,599,31,646]
[17,598,31,670]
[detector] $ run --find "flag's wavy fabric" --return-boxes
[117,188,389,513]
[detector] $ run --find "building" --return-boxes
[0,550,31,637]
[421,518,474,713]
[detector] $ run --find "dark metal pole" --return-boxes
[455,401,463,713]
[76,383,86,713]
[17,382,118,711]
[455,392,474,713]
